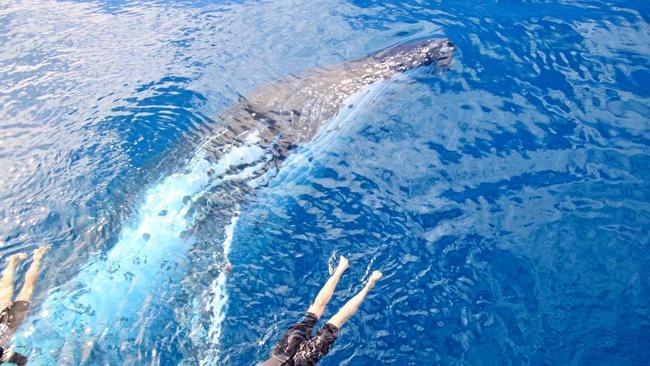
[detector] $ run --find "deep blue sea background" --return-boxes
[1,0,649,365]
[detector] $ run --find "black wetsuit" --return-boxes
[0,301,29,366]
[259,312,339,366]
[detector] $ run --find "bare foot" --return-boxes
[33,245,51,261]
[367,270,383,288]
[8,253,27,264]
[336,255,349,273]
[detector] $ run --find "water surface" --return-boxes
[0,0,648,365]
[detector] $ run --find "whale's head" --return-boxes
[373,38,455,73]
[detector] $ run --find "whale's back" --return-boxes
[207,38,454,161]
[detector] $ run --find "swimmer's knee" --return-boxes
[307,304,325,317]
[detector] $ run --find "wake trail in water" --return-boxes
[13,132,268,365]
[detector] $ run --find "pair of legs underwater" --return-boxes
[0,246,50,366]
[307,256,382,329]
[260,255,382,366]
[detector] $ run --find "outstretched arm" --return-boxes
[327,270,382,328]
[306,256,349,319]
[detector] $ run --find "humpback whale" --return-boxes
[205,38,455,163]
[14,39,454,365]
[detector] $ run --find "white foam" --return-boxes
[198,213,239,366]
[14,131,266,365]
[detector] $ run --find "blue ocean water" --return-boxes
[0,0,649,365]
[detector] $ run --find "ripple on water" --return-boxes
[0,0,649,365]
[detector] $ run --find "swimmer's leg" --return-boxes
[270,256,349,359]
[306,255,349,319]
[327,270,382,328]
[15,245,50,303]
[292,271,383,366]
[0,253,27,307]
